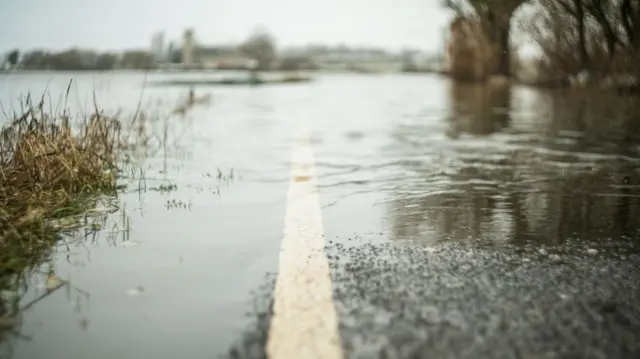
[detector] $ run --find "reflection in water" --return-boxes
[446,82,511,138]
[390,84,640,246]
[0,203,122,356]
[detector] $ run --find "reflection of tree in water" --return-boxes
[1,275,31,358]
[0,208,114,356]
[0,281,20,337]
[446,82,511,138]
[389,87,640,246]
[0,263,93,358]
[0,268,66,357]
[541,90,640,153]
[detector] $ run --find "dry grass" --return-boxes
[0,91,128,339]
[0,84,204,341]
[0,84,184,274]
[0,94,125,272]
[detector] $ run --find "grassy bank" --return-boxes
[0,96,126,273]
[0,95,124,339]
[0,86,203,338]
[0,92,197,273]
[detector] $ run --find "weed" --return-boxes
[165,199,193,210]
[150,183,178,193]
[0,83,203,339]
[0,92,123,273]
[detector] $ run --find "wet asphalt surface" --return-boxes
[227,226,640,359]
[2,73,640,359]
[224,78,640,359]
[327,241,640,359]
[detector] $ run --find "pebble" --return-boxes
[538,248,548,256]
[587,248,598,256]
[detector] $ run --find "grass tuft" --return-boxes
[0,84,205,340]
[0,89,155,273]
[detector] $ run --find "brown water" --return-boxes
[0,72,639,359]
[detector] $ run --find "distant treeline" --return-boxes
[1,48,182,70]
[2,38,428,72]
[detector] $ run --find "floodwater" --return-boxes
[0,72,639,359]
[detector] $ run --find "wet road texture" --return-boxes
[1,73,640,359]
[226,77,640,359]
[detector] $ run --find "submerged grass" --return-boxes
[0,84,196,271]
[0,83,206,341]
[0,94,123,274]
[0,90,129,343]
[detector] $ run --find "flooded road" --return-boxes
[1,72,639,359]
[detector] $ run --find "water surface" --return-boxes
[1,71,639,358]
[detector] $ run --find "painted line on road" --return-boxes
[267,126,344,359]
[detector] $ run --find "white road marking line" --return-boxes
[267,127,344,359]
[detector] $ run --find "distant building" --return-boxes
[183,29,195,67]
[193,46,254,69]
[181,29,253,69]
[151,31,165,63]
[311,48,403,72]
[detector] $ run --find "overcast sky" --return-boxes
[0,0,455,53]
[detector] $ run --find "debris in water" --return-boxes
[294,175,311,182]
[126,285,145,297]
[46,273,64,291]
[121,240,141,247]
[79,318,89,331]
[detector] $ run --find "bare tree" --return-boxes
[6,50,19,67]
[557,0,590,71]
[444,0,528,77]
[239,29,277,70]
[521,0,640,84]
[619,0,640,49]
[584,0,619,59]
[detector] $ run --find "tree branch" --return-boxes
[620,0,636,48]
[557,0,577,17]
[585,0,619,57]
